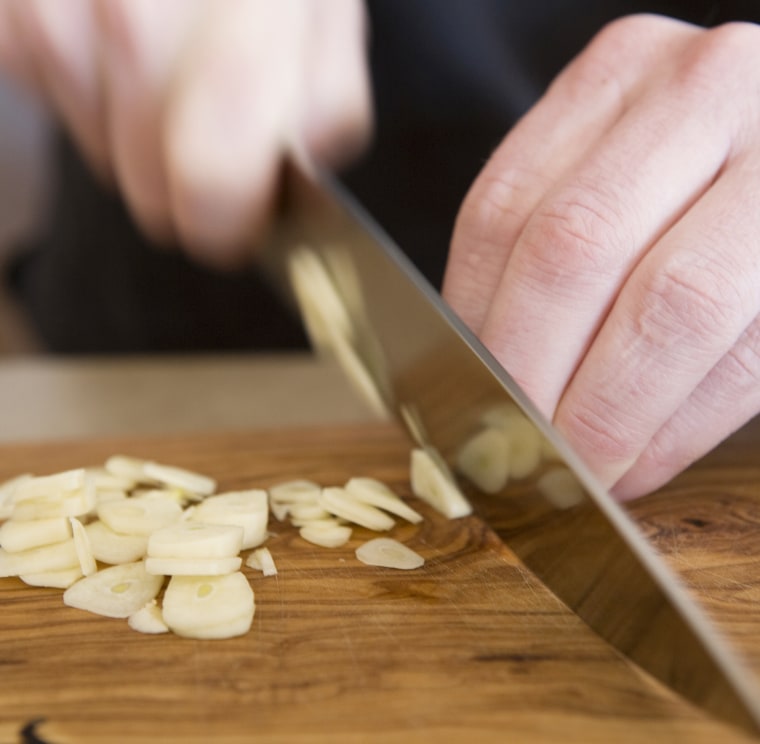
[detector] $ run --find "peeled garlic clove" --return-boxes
[355,538,424,570]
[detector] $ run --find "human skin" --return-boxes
[0,0,372,266]
[443,14,760,499]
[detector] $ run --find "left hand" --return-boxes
[443,15,760,500]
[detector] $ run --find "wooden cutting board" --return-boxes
[2,422,760,744]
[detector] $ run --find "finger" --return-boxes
[611,315,760,500]
[166,0,307,266]
[443,15,699,334]
[301,0,372,167]
[477,62,740,417]
[95,0,205,243]
[554,147,760,491]
[11,0,110,175]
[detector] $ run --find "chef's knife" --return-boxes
[264,157,760,736]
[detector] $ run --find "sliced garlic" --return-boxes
[455,426,511,494]
[299,522,352,548]
[104,455,151,483]
[189,490,268,549]
[269,479,321,504]
[85,520,148,565]
[355,538,424,570]
[246,547,277,576]
[20,565,83,589]
[128,600,169,634]
[12,484,96,521]
[319,486,395,531]
[410,447,472,519]
[0,517,72,553]
[162,572,254,639]
[287,502,331,522]
[344,477,423,524]
[537,467,586,510]
[97,496,182,536]
[63,561,163,619]
[70,518,97,576]
[143,462,216,497]
[144,555,242,576]
[147,522,243,560]
[0,539,79,577]
[13,468,86,503]
[0,474,31,519]
[504,416,543,479]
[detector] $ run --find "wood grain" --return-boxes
[1,423,759,743]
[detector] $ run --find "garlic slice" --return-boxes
[70,518,97,576]
[97,496,182,536]
[268,479,321,504]
[143,462,216,497]
[63,561,163,619]
[246,547,277,576]
[147,522,243,560]
[20,565,83,589]
[144,555,242,576]
[319,487,395,531]
[189,490,268,549]
[0,517,72,553]
[299,522,353,548]
[355,538,424,570]
[85,521,148,565]
[344,477,423,524]
[162,572,254,639]
[455,427,511,494]
[128,600,169,634]
[0,539,79,577]
[410,447,472,519]
[13,469,86,503]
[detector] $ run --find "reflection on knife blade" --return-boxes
[263,158,760,736]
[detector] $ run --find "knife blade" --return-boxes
[264,157,760,735]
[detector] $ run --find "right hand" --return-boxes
[0,0,372,267]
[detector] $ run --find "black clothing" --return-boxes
[7,0,758,353]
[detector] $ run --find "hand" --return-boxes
[0,0,371,266]
[443,14,760,500]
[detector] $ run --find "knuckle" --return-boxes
[453,169,532,275]
[519,185,624,289]
[640,255,746,343]
[675,22,760,99]
[562,394,641,465]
